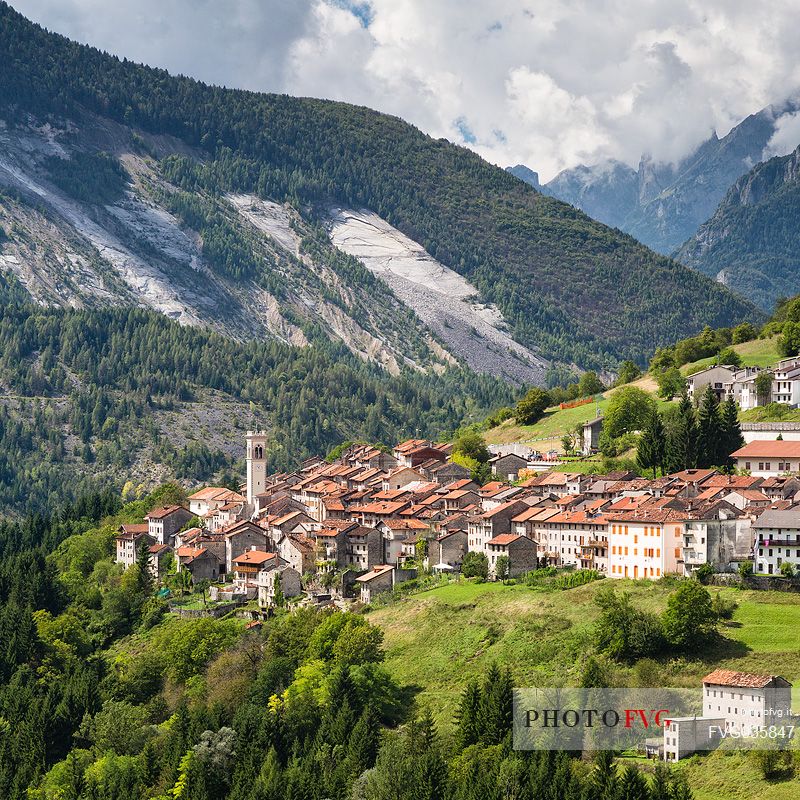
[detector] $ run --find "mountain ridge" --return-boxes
[0,1,762,372]
[674,144,800,310]
[514,99,800,256]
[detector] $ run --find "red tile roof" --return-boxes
[146,505,188,520]
[702,669,788,689]
[233,550,276,566]
[732,441,800,458]
[487,534,525,546]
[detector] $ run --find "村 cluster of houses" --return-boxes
[686,356,800,409]
[115,431,800,606]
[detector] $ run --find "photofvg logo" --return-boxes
[513,688,795,753]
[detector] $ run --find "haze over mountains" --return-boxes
[510,99,800,311]
[675,144,800,311]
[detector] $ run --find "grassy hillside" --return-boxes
[680,336,781,375]
[485,336,785,454]
[484,376,664,452]
[368,579,800,797]
[0,2,762,369]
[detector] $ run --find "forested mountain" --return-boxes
[0,2,761,371]
[0,272,511,514]
[524,100,800,255]
[674,145,800,311]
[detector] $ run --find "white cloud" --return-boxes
[11,0,800,180]
[765,111,800,159]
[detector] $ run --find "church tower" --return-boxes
[246,431,267,504]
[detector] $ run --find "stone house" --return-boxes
[486,534,538,577]
[146,505,193,545]
[231,550,283,593]
[381,467,427,491]
[428,461,472,484]
[223,520,269,574]
[431,529,468,570]
[275,533,316,576]
[175,546,220,583]
[345,525,383,570]
[115,524,154,568]
[490,453,529,481]
[379,518,430,565]
[468,500,530,553]
[355,564,395,603]
[258,565,302,608]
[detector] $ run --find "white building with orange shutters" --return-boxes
[606,509,686,579]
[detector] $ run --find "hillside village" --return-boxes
[116,412,800,612]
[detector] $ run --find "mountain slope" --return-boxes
[674,145,800,310]
[536,101,799,255]
[0,272,514,513]
[541,160,639,230]
[0,2,761,370]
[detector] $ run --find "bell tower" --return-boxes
[246,431,268,504]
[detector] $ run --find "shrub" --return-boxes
[711,592,738,620]
[662,581,718,649]
[461,551,489,580]
[594,588,665,662]
[694,563,714,584]
[780,561,796,578]
[515,388,552,425]
[738,561,754,579]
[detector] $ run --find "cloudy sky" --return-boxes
[12,0,800,181]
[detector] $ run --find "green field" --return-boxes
[368,580,800,798]
[484,376,668,450]
[681,336,781,375]
[484,335,785,454]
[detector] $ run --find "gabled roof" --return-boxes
[355,564,394,582]
[117,523,150,539]
[381,518,429,530]
[175,545,211,563]
[272,510,311,527]
[732,441,800,458]
[702,669,791,689]
[511,506,559,523]
[188,487,244,502]
[753,508,800,530]
[487,533,529,546]
[481,499,528,518]
[233,550,277,566]
[146,505,188,520]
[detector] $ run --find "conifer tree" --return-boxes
[481,663,513,745]
[636,407,666,478]
[347,706,379,777]
[585,750,618,800]
[455,680,482,748]
[696,385,724,468]
[135,537,153,596]
[720,397,744,469]
[618,764,649,800]
[665,393,697,473]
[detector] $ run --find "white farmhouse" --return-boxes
[753,508,800,575]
